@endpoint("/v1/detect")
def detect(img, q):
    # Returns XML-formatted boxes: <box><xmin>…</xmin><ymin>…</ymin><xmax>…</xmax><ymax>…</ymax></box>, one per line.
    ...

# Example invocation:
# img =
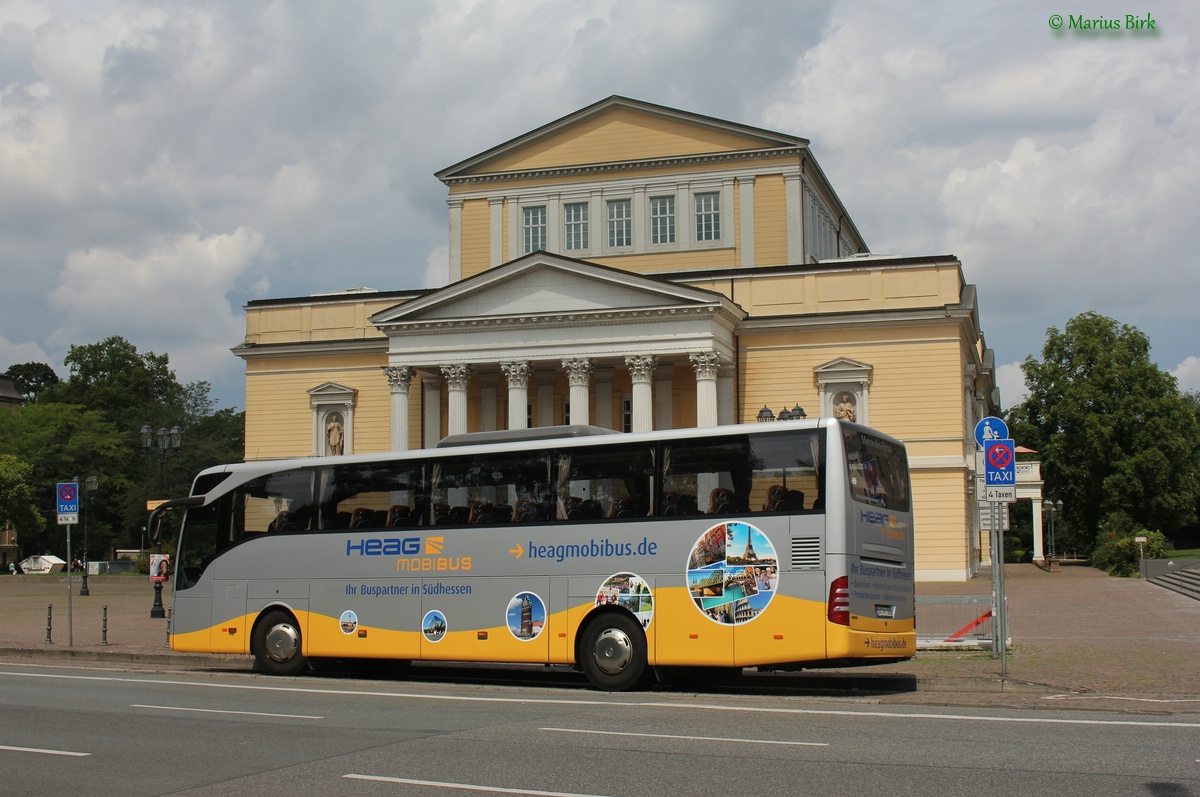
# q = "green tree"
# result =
<box><xmin>1006</xmin><ymin>313</ymin><xmax>1200</xmax><ymax>554</ymax></box>
<box><xmin>1</xmin><ymin>338</ymin><xmax>244</xmax><ymax>557</ymax></box>
<box><xmin>41</xmin><ymin>336</ymin><xmax>186</xmax><ymax>425</ymax></box>
<box><xmin>0</xmin><ymin>454</ymin><xmax>44</xmax><ymax>557</ymax></box>
<box><xmin>4</xmin><ymin>362</ymin><xmax>60</xmax><ymax>402</ymax></box>
<box><xmin>0</xmin><ymin>404</ymin><xmax>129</xmax><ymax>559</ymax></box>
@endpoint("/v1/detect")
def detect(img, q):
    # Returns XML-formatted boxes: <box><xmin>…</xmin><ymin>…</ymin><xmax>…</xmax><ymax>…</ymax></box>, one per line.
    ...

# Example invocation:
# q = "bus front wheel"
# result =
<box><xmin>580</xmin><ymin>613</ymin><xmax>648</xmax><ymax>691</ymax></box>
<box><xmin>252</xmin><ymin>610</ymin><xmax>307</xmax><ymax>676</ymax></box>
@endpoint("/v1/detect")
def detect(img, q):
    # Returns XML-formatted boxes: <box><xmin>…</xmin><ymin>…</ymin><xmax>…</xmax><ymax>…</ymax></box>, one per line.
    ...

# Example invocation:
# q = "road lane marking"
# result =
<box><xmin>344</xmin><ymin>774</ymin><xmax>615</xmax><ymax>796</ymax></box>
<box><xmin>0</xmin><ymin>744</ymin><xmax>89</xmax><ymax>757</ymax></box>
<box><xmin>541</xmin><ymin>727</ymin><xmax>827</xmax><ymax>746</ymax></box>
<box><xmin>4</xmin><ymin>670</ymin><xmax>1200</xmax><ymax>730</ymax></box>
<box><xmin>131</xmin><ymin>704</ymin><xmax>323</xmax><ymax>719</ymax></box>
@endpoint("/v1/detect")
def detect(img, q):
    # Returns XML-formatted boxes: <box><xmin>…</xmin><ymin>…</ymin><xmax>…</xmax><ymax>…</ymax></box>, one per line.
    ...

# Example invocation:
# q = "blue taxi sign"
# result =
<box><xmin>57</xmin><ymin>481</ymin><xmax>79</xmax><ymax>525</ymax></box>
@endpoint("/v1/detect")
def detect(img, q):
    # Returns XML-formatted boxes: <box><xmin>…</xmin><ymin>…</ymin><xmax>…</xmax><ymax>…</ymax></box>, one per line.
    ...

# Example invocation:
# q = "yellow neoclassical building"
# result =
<box><xmin>235</xmin><ymin>97</ymin><xmax>1000</xmax><ymax>581</ymax></box>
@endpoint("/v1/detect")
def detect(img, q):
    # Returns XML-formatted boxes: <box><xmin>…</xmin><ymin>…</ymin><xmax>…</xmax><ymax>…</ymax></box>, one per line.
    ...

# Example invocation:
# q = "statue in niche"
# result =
<box><xmin>326</xmin><ymin>412</ymin><xmax>345</xmax><ymax>456</ymax></box>
<box><xmin>835</xmin><ymin>393</ymin><xmax>856</xmax><ymax>423</ymax></box>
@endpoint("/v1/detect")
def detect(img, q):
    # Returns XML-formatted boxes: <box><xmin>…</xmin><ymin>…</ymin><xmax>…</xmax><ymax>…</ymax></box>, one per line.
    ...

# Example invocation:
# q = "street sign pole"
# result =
<box><xmin>68</xmin><ymin>524</ymin><xmax>73</xmax><ymax>647</ymax></box>
<box><xmin>975</xmin><ymin>418</ymin><xmax>1012</xmax><ymax>679</ymax></box>
<box><xmin>995</xmin><ymin>502</ymin><xmax>1006</xmax><ymax>678</ymax></box>
<box><xmin>56</xmin><ymin>482</ymin><xmax>79</xmax><ymax>648</ymax></box>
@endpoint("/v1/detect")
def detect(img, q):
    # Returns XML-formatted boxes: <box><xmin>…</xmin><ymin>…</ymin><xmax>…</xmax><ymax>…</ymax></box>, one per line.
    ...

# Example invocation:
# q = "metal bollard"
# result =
<box><xmin>102</xmin><ymin>604</ymin><xmax>108</xmax><ymax>646</ymax></box>
<box><xmin>165</xmin><ymin>606</ymin><xmax>172</xmax><ymax>648</ymax></box>
<box><xmin>46</xmin><ymin>604</ymin><xmax>52</xmax><ymax>644</ymax></box>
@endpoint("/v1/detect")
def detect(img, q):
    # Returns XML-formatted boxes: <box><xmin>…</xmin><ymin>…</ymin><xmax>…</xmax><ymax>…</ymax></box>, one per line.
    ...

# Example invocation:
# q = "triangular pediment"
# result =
<box><xmin>437</xmin><ymin>96</ymin><xmax>808</xmax><ymax>180</ymax></box>
<box><xmin>371</xmin><ymin>252</ymin><xmax>736</xmax><ymax>327</ymax></box>
<box><xmin>813</xmin><ymin>357</ymin><xmax>873</xmax><ymax>385</ymax></box>
<box><xmin>306</xmin><ymin>381</ymin><xmax>357</xmax><ymax>397</ymax></box>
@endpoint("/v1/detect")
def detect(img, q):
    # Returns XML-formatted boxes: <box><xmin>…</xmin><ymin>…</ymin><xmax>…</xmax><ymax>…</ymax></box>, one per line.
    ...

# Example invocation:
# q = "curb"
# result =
<box><xmin>0</xmin><ymin>646</ymin><xmax>251</xmax><ymax>669</ymax></box>
<box><xmin>0</xmin><ymin>645</ymin><xmax>1055</xmax><ymax>694</ymax></box>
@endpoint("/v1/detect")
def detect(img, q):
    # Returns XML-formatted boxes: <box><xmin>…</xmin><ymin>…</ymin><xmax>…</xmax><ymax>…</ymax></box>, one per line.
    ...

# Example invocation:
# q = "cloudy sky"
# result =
<box><xmin>2</xmin><ymin>0</ymin><xmax>1197</xmax><ymax>412</ymax></box>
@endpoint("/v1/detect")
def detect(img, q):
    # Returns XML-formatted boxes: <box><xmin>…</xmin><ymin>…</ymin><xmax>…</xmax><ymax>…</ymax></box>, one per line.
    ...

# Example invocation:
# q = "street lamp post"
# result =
<box><xmin>142</xmin><ymin>424</ymin><xmax>183</xmax><ymax>619</ymax></box>
<box><xmin>1042</xmin><ymin>498</ymin><xmax>1064</xmax><ymax>564</ymax></box>
<box><xmin>80</xmin><ymin>475</ymin><xmax>98</xmax><ymax>596</ymax></box>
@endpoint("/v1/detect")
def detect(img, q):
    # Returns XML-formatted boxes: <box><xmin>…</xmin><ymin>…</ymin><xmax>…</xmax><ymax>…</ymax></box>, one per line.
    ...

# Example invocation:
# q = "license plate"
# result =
<box><xmin>874</xmin><ymin>604</ymin><xmax>895</xmax><ymax>619</ymax></box>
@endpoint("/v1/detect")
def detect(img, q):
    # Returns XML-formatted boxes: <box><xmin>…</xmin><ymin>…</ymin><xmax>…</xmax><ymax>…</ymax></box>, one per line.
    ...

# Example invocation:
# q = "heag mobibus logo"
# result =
<box><xmin>344</xmin><ymin>535</ymin><xmax>471</xmax><ymax>572</ymax></box>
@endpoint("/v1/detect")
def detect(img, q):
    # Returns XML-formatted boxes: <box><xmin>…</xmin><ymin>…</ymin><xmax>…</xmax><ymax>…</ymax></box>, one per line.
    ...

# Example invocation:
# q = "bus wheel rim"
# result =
<box><xmin>593</xmin><ymin>627</ymin><xmax>632</xmax><ymax>674</ymax></box>
<box><xmin>265</xmin><ymin>623</ymin><xmax>300</xmax><ymax>663</ymax></box>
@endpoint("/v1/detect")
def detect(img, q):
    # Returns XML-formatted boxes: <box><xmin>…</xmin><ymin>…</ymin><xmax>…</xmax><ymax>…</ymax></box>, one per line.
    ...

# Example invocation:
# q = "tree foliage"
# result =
<box><xmin>5</xmin><ymin>362</ymin><xmax>60</xmax><ymax>402</ymax></box>
<box><xmin>1006</xmin><ymin>313</ymin><xmax>1200</xmax><ymax>554</ymax></box>
<box><xmin>1</xmin><ymin>336</ymin><xmax>244</xmax><ymax>561</ymax></box>
<box><xmin>41</xmin><ymin>336</ymin><xmax>186</xmax><ymax>425</ymax></box>
<box><xmin>0</xmin><ymin>404</ymin><xmax>130</xmax><ymax>557</ymax></box>
<box><xmin>0</xmin><ymin>454</ymin><xmax>44</xmax><ymax>547</ymax></box>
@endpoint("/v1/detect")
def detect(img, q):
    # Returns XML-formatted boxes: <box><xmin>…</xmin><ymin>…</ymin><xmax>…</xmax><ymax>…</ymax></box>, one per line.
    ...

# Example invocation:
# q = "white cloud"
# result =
<box><xmin>46</xmin><ymin>227</ymin><xmax>266</xmax><ymax>388</ymax></box>
<box><xmin>995</xmin><ymin>361</ymin><xmax>1029</xmax><ymax>411</ymax></box>
<box><xmin>1173</xmin><ymin>357</ymin><xmax>1200</xmax><ymax>395</ymax></box>
<box><xmin>2</xmin><ymin>0</ymin><xmax>1200</xmax><ymax>412</ymax></box>
<box><xmin>0</xmin><ymin>337</ymin><xmax>54</xmax><ymax>374</ymax></box>
<box><xmin>424</xmin><ymin>245</ymin><xmax>449</xmax><ymax>290</ymax></box>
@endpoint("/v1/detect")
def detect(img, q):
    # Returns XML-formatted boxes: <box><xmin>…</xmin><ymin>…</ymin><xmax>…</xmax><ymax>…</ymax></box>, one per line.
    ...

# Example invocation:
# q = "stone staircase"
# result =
<box><xmin>1147</xmin><ymin>559</ymin><xmax>1200</xmax><ymax>602</ymax></box>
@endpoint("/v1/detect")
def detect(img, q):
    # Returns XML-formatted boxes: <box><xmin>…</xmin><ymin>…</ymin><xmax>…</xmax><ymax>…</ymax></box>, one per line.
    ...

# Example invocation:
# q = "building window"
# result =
<box><xmin>650</xmin><ymin>196</ymin><xmax>675</xmax><ymax>244</ymax></box>
<box><xmin>607</xmin><ymin>199</ymin><xmax>632</xmax><ymax>248</ymax></box>
<box><xmin>695</xmin><ymin>192</ymin><xmax>720</xmax><ymax>242</ymax></box>
<box><xmin>523</xmin><ymin>206</ymin><xmax>546</xmax><ymax>253</ymax></box>
<box><xmin>564</xmin><ymin>202</ymin><xmax>589</xmax><ymax>251</ymax></box>
<box><xmin>621</xmin><ymin>398</ymin><xmax>632</xmax><ymax>434</ymax></box>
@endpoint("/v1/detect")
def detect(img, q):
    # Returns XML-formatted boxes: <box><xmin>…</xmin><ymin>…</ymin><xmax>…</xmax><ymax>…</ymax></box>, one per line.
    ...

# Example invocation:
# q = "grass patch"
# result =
<box><xmin>1165</xmin><ymin>548</ymin><xmax>1200</xmax><ymax>558</ymax></box>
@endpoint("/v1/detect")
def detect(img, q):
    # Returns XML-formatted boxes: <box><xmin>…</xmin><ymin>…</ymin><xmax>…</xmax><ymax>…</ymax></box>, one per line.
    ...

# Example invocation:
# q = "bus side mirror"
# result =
<box><xmin>146</xmin><ymin>496</ymin><xmax>205</xmax><ymax>544</ymax></box>
<box><xmin>148</xmin><ymin>515</ymin><xmax>164</xmax><ymax>545</ymax></box>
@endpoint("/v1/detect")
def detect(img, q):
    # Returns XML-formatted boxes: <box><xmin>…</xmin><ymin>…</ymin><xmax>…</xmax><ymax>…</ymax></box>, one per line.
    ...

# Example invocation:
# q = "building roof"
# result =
<box><xmin>0</xmin><ymin>374</ymin><xmax>22</xmax><ymax>407</ymax></box>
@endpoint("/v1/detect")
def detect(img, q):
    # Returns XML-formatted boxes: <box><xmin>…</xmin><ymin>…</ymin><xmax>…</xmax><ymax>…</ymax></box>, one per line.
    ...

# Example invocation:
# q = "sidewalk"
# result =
<box><xmin>2</xmin><ymin>567</ymin><xmax>1199</xmax><ymax>706</ymax></box>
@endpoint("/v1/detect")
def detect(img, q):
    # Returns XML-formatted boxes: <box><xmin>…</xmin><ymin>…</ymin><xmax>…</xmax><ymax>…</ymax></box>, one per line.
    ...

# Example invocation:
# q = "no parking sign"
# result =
<box><xmin>56</xmin><ymin>482</ymin><xmax>79</xmax><ymax>525</ymax></box>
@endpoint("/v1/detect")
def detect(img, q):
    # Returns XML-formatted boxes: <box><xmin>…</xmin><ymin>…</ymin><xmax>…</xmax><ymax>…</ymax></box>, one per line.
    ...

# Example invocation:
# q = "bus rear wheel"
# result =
<box><xmin>580</xmin><ymin>613</ymin><xmax>648</xmax><ymax>691</ymax></box>
<box><xmin>253</xmin><ymin>610</ymin><xmax>307</xmax><ymax>676</ymax></box>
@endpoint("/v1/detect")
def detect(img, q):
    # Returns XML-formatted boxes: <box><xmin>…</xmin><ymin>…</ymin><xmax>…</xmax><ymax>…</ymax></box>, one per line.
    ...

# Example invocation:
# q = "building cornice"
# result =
<box><xmin>441</xmin><ymin>146</ymin><xmax>803</xmax><ymax>188</ymax></box>
<box><xmin>374</xmin><ymin>303</ymin><xmax>742</xmax><ymax>337</ymax></box>
<box><xmin>232</xmin><ymin>338</ymin><xmax>388</xmax><ymax>361</ymax></box>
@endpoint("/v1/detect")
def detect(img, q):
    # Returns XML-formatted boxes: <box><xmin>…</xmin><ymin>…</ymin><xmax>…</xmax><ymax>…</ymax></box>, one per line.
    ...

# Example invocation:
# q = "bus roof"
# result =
<box><xmin>437</xmin><ymin>425</ymin><xmax>621</xmax><ymax>447</ymax></box>
<box><xmin>186</xmin><ymin>418</ymin><xmax>904</xmax><ymax>501</ymax></box>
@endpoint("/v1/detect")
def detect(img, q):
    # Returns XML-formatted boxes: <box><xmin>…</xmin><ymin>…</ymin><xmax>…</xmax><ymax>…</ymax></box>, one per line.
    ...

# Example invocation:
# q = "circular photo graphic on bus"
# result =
<box><xmin>686</xmin><ymin>522</ymin><xmax>778</xmax><ymax>626</ymax></box>
<box><xmin>596</xmin><ymin>572</ymin><xmax>654</xmax><ymax>630</ymax></box>
<box><xmin>506</xmin><ymin>591</ymin><xmax>546</xmax><ymax>641</ymax></box>
<box><xmin>339</xmin><ymin>610</ymin><xmax>358</xmax><ymax>635</ymax></box>
<box><xmin>422</xmin><ymin>610</ymin><xmax>447</xmax><ymax>643</ymax></box>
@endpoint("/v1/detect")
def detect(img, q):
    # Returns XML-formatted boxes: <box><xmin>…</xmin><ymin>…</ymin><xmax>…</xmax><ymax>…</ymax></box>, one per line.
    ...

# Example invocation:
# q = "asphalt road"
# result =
<box><xmin>2</xmin><ymin>660</ymin><xmax>1198</xmax><ymax>797</ymax></box>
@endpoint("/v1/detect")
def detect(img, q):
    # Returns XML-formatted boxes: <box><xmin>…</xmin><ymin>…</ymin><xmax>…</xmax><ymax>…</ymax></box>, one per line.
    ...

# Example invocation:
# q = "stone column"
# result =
<box><xmin>690</xmin><ymin>352</ymin><xmax>721</xmax><ymax>428</ymax></box>
<box><xmin>1031</xmin><ymin>497</ymin><xmax>1045</xmax><ymax>565</ymax></box>
<box><xmin>625</xmin><ymin>355</ymin><xmax>656</xmax><ymax>433</ymax></box>
<box><xmin>501</xmin><ymin>362</ymin><xmax>530</xmax><ymax>430</ymax></box>
<box><xmin>383</xmin><ymin>365</ymin><xmax>413</xmax><ymax>451</ymax></box>
<box><xmin>563</xmin><ymin>358</ymin><xmax>592</xmax><ymax>426</ymax></box>
<box><xmin>441</xmin><ymin>364</ymin><xmax>471</xmax><ymax>437</ymax></box>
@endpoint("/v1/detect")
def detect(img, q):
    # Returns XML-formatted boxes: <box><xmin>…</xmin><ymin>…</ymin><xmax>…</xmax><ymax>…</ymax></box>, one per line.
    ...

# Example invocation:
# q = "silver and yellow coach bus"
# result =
<box><xmin>154</xmin><ymin>419</ymin><xmax>914</xmax><ymax>690</ymax></box>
